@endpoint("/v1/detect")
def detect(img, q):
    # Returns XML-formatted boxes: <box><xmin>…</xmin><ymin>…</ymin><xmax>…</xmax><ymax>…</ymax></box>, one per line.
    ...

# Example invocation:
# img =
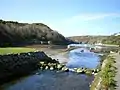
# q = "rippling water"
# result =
<box><xmin>1</xmin><ymin>48</ymin><xmax>100</xmax><ymax>90</ymax></box>
<box><xmin>66</xmin><ymin>48</ymin><xmax>100</xmax><ymax>69</ymax></box>
<box><xmin>1</xmin><ymin>71</ymin><xmax>93</xmax><ymax>90</ymax></box>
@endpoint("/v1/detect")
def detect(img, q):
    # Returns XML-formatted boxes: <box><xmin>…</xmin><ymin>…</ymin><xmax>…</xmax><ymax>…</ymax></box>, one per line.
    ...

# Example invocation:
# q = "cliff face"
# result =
<box><xmin>0</xmin><ymin>19</ymin><xmax>69</xmax><ymax>46</ymax></box>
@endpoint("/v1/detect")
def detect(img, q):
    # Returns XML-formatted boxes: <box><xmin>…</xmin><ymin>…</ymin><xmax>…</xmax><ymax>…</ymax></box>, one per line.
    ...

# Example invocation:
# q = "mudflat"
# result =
<box><xmin>25</xmin><ymin>45</ymin><xmax>69</xmax><ymax>63</ymax></box>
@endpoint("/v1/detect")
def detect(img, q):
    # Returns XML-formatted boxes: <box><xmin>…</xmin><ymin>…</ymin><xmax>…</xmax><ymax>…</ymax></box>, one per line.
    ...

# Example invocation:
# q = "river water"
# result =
<box><xmin>0</xmin><ymin>48</ymin><xmax>100</xmax><ymax>90</ymax></box>
<box><xmin>66</xmin><ymin>48</ymin><xmax>100</xmax><ymax>69</ymax></box>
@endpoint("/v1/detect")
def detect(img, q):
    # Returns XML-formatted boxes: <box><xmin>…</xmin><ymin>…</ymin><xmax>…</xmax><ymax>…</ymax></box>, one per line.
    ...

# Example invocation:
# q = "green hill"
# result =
<box><xmin>0</xmin><ymin>19</ymin><xmax>70</xmax><ymax>47</ymax></box>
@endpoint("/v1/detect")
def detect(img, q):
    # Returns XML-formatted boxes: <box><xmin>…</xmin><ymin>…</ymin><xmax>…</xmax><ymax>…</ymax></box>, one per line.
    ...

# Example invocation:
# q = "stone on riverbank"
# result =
<box><xmin>76</xmin><ymin>68</ymin><xmax>84</xmax><ymax>73</ymax></box>
<box><xmin>0</xmin><ymin>51</ymin><xmax>59</xmax><ymax>84</ymax></box>
<box><xmin>85</xmin><ymin>70</ymin><xmax>93</xmax><ymax>76</ymax></box>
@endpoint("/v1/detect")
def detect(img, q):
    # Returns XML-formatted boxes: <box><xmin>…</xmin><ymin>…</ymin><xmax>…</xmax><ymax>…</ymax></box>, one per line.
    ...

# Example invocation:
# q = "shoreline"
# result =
<box><xmin>25</xmin><ymin>45</ymin><xmax>70</xmax><ymax>64</ymax></box>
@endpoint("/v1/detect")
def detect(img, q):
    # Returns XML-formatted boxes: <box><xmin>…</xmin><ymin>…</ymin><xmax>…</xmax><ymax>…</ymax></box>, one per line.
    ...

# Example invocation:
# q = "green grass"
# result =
<box><xmin>0</xmin><ymin>47</ymin><xmax>36</xmax><ymax>55</ymax></box>
<box><xmin>100</xmin><ymin>56</ymin><xmax>117</xmax><ymax>90</ymax></box>
<box><xmin>90</xmin><ymin>55</ymin><xmax>117</xmax><ymax>90</ymax></box>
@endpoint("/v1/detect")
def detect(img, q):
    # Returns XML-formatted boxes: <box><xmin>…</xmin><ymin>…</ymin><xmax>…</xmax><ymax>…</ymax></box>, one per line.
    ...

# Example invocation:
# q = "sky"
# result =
<box><xmin>0</xmin><ymin>0</ymin><xmax>120</xmax><ymax>37</ymax></box>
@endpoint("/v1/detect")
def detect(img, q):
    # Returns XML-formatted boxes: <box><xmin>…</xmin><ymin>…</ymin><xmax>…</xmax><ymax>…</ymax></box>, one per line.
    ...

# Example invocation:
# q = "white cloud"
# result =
<box><xmin>63</xmin><ymin>13</ymin><xmax>120</xmax><ymax>24</ymax></box>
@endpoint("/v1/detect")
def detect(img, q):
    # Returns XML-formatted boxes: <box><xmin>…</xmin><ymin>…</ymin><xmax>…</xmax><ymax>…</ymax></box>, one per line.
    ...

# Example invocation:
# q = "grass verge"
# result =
<box><xmin>90</xmin><ymin>54</ymin><xmax>117</xmax><ymax>90</ymax></box>
<box><xmin>101</xmin><ymin>55</ymin><xmax>117</xmax><ymax>90</ymax></box>
<box><xmin>0</xmin><ymin>47</ymin><xmax>36</xmax><ymax>55</ymax></box>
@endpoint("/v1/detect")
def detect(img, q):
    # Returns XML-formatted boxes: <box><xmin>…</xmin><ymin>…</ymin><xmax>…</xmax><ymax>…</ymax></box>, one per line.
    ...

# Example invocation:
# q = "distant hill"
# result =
<box><xmin>68</xmin><ymin>36</ymin><xmax>108</xmax><ymax>44</ymax></box>
<box><xmin>68</xmin><ymin>33</ymin><xmax>120</xmax><ymax>46</ymax></box>
<box><xmin>0</xmin><ymin>19</ymin><xmax>71</xmax><ymax>47</ymax></box>
<box><xmin>102</xmin><ymin>33</ymin><xmax>120</xmax><ymax>46</ymax></box>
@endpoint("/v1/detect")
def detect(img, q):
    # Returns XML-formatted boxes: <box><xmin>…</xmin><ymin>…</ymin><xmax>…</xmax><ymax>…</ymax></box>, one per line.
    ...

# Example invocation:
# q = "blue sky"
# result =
<box><xmin>0</xmin><ymin>0</ymin><xmax>120</xmax><ymax>36</ymax></box>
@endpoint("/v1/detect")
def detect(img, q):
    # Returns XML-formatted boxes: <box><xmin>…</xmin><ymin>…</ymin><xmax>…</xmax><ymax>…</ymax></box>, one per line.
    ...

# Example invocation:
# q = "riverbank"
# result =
<box><xmin>90</xmin><ymin>53</ymin><xmax>117</xmax><ymax>90</ymax></box>
<box><xmin>0</xmin><ymin>47</ymin><xmax>60</xmax><ymax>84</ymax></box>
<box><xmin>25</xmin><ymin>45</ymin><xmax>70</xmax><ymax>63</ymax></box>
<box><xmin>114</xmin><ymin>53</ymin><xmax>120</xmax><ymax>90</ymax></box>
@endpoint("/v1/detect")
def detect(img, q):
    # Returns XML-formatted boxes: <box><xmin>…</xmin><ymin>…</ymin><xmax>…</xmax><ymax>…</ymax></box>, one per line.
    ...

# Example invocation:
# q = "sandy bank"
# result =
<box><xmin>26</xmin><ymin>45</ymin><xmax>70</xmax><ymax>64</ymax></box>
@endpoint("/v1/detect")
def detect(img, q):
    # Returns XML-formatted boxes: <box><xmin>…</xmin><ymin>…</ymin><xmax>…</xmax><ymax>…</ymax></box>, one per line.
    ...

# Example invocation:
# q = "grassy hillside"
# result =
<box><xmin>68</xmin><ymin>36</ymin><xmax>108</xmax><ymax>44</ymax></box>
<box><xmin>102</xmin><ymin>34</ymin><xmax>120</xmax><ymax>46</ymax></box>
<box><xmin>0</xmin><ymin>19</ymin><xmax>71</xmax><ymax>47</ymax></box>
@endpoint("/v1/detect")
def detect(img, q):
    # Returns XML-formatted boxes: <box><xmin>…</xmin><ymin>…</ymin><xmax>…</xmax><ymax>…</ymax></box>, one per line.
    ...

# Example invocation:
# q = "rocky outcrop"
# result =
<box><xmin>0</xmin><ymin>51</ymin><xmax>58</xmax><ymax>84</ymax></box>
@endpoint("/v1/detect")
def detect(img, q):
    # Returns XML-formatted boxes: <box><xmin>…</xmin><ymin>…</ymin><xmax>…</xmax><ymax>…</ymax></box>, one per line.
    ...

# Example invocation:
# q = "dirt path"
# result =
<box><xmin>115</xmin><ymin>53</ymin><xmax>120</xmax><ymax>90</ymax></box>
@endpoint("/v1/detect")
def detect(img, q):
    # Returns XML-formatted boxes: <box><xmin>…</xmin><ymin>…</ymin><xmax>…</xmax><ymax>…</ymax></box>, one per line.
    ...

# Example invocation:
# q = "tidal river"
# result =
<box><xmin>0</xmin><ymin>48</ymin><xmax>100</xmax><ymax>90</ymax></box>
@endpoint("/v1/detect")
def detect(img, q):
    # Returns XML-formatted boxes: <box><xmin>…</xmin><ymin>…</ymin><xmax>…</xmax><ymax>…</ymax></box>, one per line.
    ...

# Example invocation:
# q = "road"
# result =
<box><xmin>115</xmin><ymin>53</ymin><xmax>120</xmax><ymax>90</ymax></box>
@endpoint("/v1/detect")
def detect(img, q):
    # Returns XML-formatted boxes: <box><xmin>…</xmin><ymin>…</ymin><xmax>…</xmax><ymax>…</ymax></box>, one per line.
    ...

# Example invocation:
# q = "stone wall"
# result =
<box><xmin>0</xmin><ymin>51</ymin><xmax>57</xmax><ymax>84</ymax></box>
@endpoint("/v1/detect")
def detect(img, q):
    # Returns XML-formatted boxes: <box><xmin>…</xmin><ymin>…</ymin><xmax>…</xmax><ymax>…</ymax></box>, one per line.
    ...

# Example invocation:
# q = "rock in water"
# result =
<box><xmin>45</xmin><ymin>66</ymin><xmax>49</xmax><ymax>70</ymax></box>
<box><xmin>61</xmin><ymin>67</ymin><xmax>69</xmax><ymax>72</ymax></box>
<box><xmin>50</xmin><ymin>66</ymin><xmax>54</xmax><ymax>70</ymax></box>
<box><xmin>76</xmin><ymin>68</ymin><xmax>83</xmax><ymax>73</ymax></box>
